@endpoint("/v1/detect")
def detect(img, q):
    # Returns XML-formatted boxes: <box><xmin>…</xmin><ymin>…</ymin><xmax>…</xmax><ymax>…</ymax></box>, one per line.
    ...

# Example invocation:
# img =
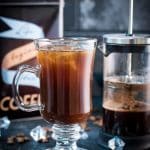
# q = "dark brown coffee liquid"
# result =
<box><xmin>103</xmin><ymin>76</ymin><xmax>150</xmax><ymax>137</ymax></box>
<box><xmin>37</xmin><ymin>47</ymin><xmax>95</xmax><ymax>124</ymax></box>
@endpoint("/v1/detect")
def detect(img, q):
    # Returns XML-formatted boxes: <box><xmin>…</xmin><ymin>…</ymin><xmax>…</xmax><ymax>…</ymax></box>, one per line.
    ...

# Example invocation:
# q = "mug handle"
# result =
<box><xmin>12</xmin><ymin>65</ymin><xmax>43</xmax><ymax>112</ymax></box>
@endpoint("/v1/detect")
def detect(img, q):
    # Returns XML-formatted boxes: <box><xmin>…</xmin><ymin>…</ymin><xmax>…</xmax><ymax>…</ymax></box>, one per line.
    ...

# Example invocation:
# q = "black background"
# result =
<box><xmin>64</xmin><ymin>0</ymin><xmax>150</xmax><ymax>34</ymax></box>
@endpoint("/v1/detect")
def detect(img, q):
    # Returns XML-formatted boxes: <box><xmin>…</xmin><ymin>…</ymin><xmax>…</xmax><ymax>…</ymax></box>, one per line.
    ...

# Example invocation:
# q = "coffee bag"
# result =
<box><xmin>0</xmin><ymin>0</ymin><xmax>64</xmax><ymax>119</ymax></box>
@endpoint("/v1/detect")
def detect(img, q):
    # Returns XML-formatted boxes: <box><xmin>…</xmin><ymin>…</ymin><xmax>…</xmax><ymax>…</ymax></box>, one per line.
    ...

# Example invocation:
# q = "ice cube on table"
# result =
<box><xmin>30</xmin><ymin>125</ymin><xmax>47</xmax><ymax>142</ymax></box>
<box><xmin>108</xmin><ymin>136</ymin><xmax>125</xmax><ymax>150</ymax></box>
<box><xmin>80</xmin><ymin>132</ymin><xmax>88</xmax><ymax>140</ymax></box>
<box><xmin>0</xmin><ymin>117</ymin><xmax>10</xmax><ymax>129</ymax></box>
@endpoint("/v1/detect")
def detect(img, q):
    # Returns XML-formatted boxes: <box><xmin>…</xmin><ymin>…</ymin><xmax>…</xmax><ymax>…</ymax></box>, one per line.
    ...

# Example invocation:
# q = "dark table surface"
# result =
<box><xmin>0</xmin><ymin>117</ymin><xmax>105</xmax><ymax>150</ymax></box>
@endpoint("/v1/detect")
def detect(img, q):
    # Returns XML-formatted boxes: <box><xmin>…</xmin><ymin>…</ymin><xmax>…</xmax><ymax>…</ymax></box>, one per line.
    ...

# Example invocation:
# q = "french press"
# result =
<box><xmin>99</xmin><ymin>0</ymin><xmax>150</xmax><ymax>149</ymax></box>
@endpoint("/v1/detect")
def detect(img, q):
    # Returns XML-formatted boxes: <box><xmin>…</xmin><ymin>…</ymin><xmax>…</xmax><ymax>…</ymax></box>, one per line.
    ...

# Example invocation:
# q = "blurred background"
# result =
<box><xmin>64</xmin><ymin>0</ymin><xmax>150</xmax><ymax>35</ymax></box>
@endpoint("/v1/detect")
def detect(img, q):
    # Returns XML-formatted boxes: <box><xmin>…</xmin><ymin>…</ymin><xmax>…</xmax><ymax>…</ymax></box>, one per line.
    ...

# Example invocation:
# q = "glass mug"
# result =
<box><xmin>12</xmin><ymin>38</ymin><xmax>97</xmax><ymax>150</ymax></box>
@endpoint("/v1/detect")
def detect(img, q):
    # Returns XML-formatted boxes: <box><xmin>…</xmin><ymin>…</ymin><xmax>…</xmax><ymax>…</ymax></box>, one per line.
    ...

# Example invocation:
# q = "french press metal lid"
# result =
<box><xmin>103</xmin><ymin>34</ymin><xmax>150</xmax><ymax>45</ymax></box>
<box><xmin>102</xmin><ymin>34</ymin><xmax>150</xmax><ymax>56</ymax></box>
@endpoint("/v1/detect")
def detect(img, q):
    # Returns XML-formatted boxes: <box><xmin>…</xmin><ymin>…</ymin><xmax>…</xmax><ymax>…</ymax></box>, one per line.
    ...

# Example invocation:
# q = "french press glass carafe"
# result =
<box><xmin>99</xmin><ymin>33</ymin><xmax>150</xmax><ymax>149</ymax></box>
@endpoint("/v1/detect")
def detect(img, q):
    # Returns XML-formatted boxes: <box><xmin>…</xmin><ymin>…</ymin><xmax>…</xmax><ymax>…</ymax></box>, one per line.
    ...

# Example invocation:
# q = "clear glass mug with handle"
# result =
<box><xmin>12</xmin><ymin>38</ymin><xmax>97</xmax><ymax>150</ymax></box>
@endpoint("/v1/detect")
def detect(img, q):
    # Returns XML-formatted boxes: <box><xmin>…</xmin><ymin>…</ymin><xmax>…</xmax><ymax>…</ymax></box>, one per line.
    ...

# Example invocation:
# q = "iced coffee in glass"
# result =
<box><xmin>12</xmin><ymin>38</ymin><xmax>97</xmax><ymax>150</ymax></box>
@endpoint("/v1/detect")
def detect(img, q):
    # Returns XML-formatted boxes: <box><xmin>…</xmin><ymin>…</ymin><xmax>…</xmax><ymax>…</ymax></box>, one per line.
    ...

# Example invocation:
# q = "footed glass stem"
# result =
<box><xmin>47</xmin><ymin>123</ymin><xmax>86</xmax><ymax>150</ymax></box>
